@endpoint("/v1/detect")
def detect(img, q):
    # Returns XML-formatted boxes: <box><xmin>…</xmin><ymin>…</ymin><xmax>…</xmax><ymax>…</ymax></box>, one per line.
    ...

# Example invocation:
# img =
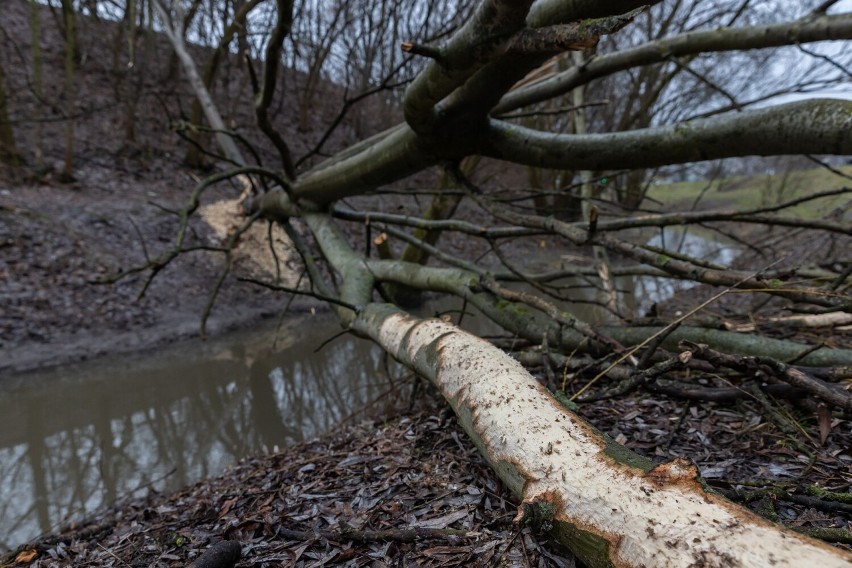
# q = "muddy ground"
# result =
<box><xmin>0</xmin><ymin>157</ymin><xmax>317</xmax><ymax>375</ymax></box>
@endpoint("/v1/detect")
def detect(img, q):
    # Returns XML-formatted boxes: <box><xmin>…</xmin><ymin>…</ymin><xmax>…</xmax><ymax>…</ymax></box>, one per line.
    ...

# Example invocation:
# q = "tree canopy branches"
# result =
<box><xmin>144</xmin><ymin>0</ymin><xmax>852</xmax><ymax>564</ymax></box>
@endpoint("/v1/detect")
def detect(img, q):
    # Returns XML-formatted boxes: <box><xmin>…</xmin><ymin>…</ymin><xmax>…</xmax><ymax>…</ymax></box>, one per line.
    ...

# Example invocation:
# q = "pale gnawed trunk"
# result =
<box><xmin>353</xmin><ymin>304</ymin><xmax>852</xmax><ymax>568</ymax></box>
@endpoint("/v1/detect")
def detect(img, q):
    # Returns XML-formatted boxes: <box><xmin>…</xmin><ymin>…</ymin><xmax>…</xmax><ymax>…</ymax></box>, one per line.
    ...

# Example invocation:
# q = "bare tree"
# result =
<box><xmin>145</xmin><ymin>0</ymin><xmax>852</xmax><ymax>564</ymax></box>
<box><xmin>181</xmin><ymin>0</ymin><xmax>258</xmax><ymax>167</ymax></box>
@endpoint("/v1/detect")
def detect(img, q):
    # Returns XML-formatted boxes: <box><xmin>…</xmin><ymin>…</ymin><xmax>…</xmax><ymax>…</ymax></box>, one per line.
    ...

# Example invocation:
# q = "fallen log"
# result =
<box><xmin>353</xmin><ymin>303</ymin><xmax>852</xmax><ymax>568</ymax></box>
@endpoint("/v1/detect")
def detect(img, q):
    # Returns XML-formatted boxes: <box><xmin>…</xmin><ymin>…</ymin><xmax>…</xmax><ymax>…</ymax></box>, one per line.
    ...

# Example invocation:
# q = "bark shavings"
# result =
<box><xmin>6</xmin><ymin>402</ymin><xmax>578</xmax><ymax>567</ymax></box>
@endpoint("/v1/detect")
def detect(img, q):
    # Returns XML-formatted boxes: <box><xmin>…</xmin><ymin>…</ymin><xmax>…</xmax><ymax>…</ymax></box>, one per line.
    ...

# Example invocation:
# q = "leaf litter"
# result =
<box><xmin>6</xmin><ymin>397</ymin><xmax>577</xmax><ymax>567</ymax></box>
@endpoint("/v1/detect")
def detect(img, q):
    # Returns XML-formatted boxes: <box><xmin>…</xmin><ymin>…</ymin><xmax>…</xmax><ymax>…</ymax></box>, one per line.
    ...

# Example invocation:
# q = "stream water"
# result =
<box><xmin>635</xmin><ymin>227</ymin><xmax>740</xmax><ymax>311</ymax></box>
<box><xmin>0</xmin><ymin>228</ymin><xmax>739</xmax><ymax>550</ymax></box>
<box><xmin>0</xmin><ymin>315</ymin><xmax>397</xmax><ymax>550</ymax></box>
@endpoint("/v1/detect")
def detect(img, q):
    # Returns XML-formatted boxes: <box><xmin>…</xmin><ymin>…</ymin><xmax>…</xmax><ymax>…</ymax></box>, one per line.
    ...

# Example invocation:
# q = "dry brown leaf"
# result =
<box><xmin>15</xmin><ymin>549</ymin><xmax>37</xmax><ymax>564</ymax></box>
<box><xmin>218</xmin><ymin>497</ymin><xmax>238</xmax><ymax>519</ymax></box>
<box><xmin>817</xmin><ymin>404</ymin><xmax>833</xmax><ymax>446</ymax></box>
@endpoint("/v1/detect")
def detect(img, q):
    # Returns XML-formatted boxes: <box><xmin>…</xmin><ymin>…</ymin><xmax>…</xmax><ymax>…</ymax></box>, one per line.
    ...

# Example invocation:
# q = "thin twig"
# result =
<box><xmin>570</xmin><ymin>261</ymin><xmax>782</xmax><ymax>401</ymax></box>
<box><xmin>238</xmin><ymin>277</ymin><xmax>358</xmax><ymax>311</ymax></box>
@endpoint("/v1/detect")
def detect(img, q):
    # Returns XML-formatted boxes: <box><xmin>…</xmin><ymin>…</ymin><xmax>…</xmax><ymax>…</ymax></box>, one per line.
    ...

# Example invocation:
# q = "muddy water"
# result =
<box><xmin>0</xmin><ymin>314</ymin><xmax>399</xmax><ymax>550</ymax></box>
<box><xmin>0</xmin><ymin>229</ymin><xmax>738</xmax><ymax>550</ymax></box>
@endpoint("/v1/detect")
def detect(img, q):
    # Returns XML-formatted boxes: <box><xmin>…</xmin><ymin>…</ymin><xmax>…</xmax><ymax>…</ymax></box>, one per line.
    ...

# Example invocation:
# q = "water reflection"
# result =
<box><xmin>635</xmin><ymin>227</ymin><xmax>740</xmax><ymax>312</ymax></box>
<box><xmin>0</xmin><ymin>315</ymin><xmax>397</xmax><ymax>550</ymax></box>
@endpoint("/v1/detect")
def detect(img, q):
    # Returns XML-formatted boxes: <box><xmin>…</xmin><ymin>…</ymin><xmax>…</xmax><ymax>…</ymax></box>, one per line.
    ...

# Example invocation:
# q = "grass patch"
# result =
<box><xmin>646</xmin><ymin>164</ymin><xmax>852</xmax><ymax>218</ymax></box>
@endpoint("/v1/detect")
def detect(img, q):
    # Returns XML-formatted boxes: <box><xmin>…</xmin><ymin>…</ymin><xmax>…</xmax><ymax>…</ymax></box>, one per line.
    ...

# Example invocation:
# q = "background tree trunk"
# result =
<box><xmin>29</xmin><ymin>0</ymin><xmax>44</xmax><ymax>168</ymax></box>
<box><xmin>59</xmin><ymin>0</ymin><xmax>77</xmax><ymax>181</ymax></box>
<box><xmin>0</xmin><ymin>59</ymin><xmax>23</xmax><ymax>167</ymax></box>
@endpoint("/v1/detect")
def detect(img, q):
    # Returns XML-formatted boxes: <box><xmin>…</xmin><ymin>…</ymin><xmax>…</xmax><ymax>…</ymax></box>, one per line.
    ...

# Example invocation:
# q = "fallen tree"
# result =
<box><xmin>354</xmin><ymin>304</ymin><xmax>851</xmax><ymax>567</ymax></box>
<box><xmin>146</xmin><ymin>0</ymin><xmax>852</xmax><ymax>565</ymax></box>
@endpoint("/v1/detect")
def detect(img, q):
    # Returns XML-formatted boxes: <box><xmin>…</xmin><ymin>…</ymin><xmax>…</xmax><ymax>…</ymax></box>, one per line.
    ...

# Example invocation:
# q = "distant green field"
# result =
<box><xmin>645</xmin><ymin>164</ymin><xmax>852</xmax><ymax>218</ymax></box>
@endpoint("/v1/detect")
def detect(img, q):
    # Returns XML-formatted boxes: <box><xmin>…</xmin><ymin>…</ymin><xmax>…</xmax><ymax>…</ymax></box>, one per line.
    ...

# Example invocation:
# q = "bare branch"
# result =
<box><xmin>255</xmin><ymin>0</ymin><xmax>296</xmax><ymax>179</ymax></box>
<box><xmin>483</xmin><ymin>99</ymin><xmax>852</xmax><ymax>172</ymax></box>
<box><xmin>400</xmin><ymin>41</ymin><xmax>442</xmax><ymax>60</ymax></box>
<box><xmin>496</xmin><ymin>13</ymin><xmax>852</xmax><ymax>114</ymax></box>
<box><xmin>507</xmin><ymin>6</ymin><xmax>647</xmax><ymax>55</ymax></box>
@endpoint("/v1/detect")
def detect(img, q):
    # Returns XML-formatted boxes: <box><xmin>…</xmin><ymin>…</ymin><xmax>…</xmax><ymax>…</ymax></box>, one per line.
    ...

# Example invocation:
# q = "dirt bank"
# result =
<box><xmin>0</xmin><ymin>0</ymin><xmax>357</xmax><ymax>376</ymax></box>
<box><xmin>0</xmin><ymin>159</ymin><xmax>319</xmax><ymax>375</ymax></box>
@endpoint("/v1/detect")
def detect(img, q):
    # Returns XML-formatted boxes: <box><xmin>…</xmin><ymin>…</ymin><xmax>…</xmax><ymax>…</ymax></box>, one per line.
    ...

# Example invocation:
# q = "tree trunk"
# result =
<box><xmin>152</xmin><ymin>0</ymin><xmax>245</xmax><ymax>168</ymax></box>
<box><xmin>59</xmin><ymin>0</ymin><xmax>76</xmax><ymax>181</ymax></box>
<box><xmin>572</xmin><ymin>49</ymin><xmax>619</xmax><ymax>317</ymax></box>
<box><xmin>183</xmin><ymin>0</ymin><xmax>260</xmax><ymax>167</ymax></box>
<box><xmin>352</xmin><ymin>304</ymin><xmax>852</xmax><ymax>568</ymax></box>
<box><xmin>0</xmin><ymin>59</ymin><xmax>23</xmax><ymax>166</ymax></box>
<box><xmin>29</xmin><ymin>0</ymin><xmax>44</xmax><ymax>167</ymax></box>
